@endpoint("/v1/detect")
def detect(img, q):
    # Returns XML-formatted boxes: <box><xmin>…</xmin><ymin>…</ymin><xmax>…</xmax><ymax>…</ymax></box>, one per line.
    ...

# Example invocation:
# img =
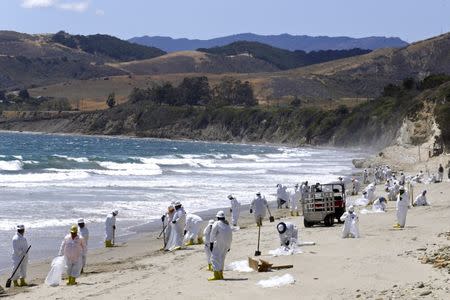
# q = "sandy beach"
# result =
<box><xmin>1</xmin><ymin>150</ymin><xmax>449</xmax><ymax>300</ymax></box>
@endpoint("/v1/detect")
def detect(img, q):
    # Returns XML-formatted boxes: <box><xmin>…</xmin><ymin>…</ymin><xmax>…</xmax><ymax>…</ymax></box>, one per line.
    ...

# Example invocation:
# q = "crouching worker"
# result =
<box><xmin>340</xmin><ymin>206</ymin><xmax>359</xmax><ymax>238</ymax></box>
<box><xmin>203</xmin><ymin>219</ymin><xmax>215</xmax><ymax>271</ymax></box>
<box><xmin>372</xmin><ymin>197</ymin><xmax>387</xmax><ymax>212</ymax></box>
<box><xmin>184</xmin><ymin>214</ymin><xmax>203</xmax><ymax>245</ymax></box>
<box><xmin>59</xmin><ymin>225</ymin><xmax>86</xmax><ymax>285</ymax></box>
<box><xmin>413</xmin><ymin>190</ymin><xmax>430</xmax><ymax>206</ymax></box>
<box><xmin>277</xmin><ymin>222</ymin><xmax>298</xmax><ymax>249</ymax></box>
<box><xmin>208</xmin><ymin>211</ymin><xmax>232</xmax><ymax>281</ymax></box>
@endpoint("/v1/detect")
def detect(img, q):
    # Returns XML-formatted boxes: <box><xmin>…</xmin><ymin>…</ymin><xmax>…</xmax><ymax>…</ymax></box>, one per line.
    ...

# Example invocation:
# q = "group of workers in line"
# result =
<box><xmin>10</xmin><ymin>218</ymin><xmax>90</xmax><ymax>287</ymax></box>
<box><xmin>9</xmin><ymin>163</ymin><xmax>444</xmax><ymax>286</ymax></box>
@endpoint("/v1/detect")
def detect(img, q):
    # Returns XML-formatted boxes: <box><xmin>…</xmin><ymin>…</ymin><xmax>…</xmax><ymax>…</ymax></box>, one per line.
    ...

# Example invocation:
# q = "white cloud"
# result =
<box><xmin>58</xmin><ymin>1</ymin><xmax>89</xmax><ymax>12</ymax></box>
<box><xmin>95</xmin><ymin>9</ymin><xmax>105</xmax><ymax>16</ymax></box>
<box><xmin>21</xmin><ymin>0</ymin><xmax>56</xmax><ymax>8</ymax></box>
<box><xmin>21</xmin><ymin>0</ymin><xmax>90</xmax><ymax>12</ymax></box>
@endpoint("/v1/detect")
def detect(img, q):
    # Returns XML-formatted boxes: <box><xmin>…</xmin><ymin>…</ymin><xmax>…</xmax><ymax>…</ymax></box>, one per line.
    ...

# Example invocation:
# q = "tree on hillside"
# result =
<box><xmin>18</xmin><ymin>89</ymin><xmax>30</xmax><ymax>100</ymax></box>
<box><xmin>106</xmin><ymin>92</ymin><xmax>116</xmax><ymax>108</ymax></box>
<box><xmin>212</xmin><ymin>78</ymin><xmax>257</xmax><ymax>107</ymax></box>
<box><xmin>177</xmin><ymin>76</ymin><xmax>211</xmax><ymax>105</ymax></box>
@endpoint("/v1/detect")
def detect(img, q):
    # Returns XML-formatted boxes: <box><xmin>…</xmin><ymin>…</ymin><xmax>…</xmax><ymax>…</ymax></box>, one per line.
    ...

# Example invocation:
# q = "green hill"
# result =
<box><xmin>51</xmin><ymin>31</ymin><xmax>166</xmax><ymax>62</ymax></box>
<box><xmin>198</xmin><ymin>41</ymin><xmax>371</xmax><ymax>70</ymax></box>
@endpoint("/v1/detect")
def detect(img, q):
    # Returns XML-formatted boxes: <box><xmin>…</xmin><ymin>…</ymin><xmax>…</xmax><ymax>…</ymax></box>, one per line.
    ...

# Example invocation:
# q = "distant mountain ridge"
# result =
<box><xmin>129</xmin><ymin>33</ymin><xmax>408</xmax><ymax>52</ymax></box>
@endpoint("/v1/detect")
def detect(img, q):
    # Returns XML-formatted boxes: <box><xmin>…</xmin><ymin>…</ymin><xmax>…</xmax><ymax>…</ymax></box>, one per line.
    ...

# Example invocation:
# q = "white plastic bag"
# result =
<box><xmin>45</xmin><ymin>256</ymin><xmax>66</xmax><ymax>287</ymax></box>
<box><xmin>225</xmin><ymin>260</ymin><xmax>254</xmax><ymax>273</ymax></box>
<box><xmin>257</xmin><ymin>274</ymin><xmax>296</xmax><ymax>288</ymax></box>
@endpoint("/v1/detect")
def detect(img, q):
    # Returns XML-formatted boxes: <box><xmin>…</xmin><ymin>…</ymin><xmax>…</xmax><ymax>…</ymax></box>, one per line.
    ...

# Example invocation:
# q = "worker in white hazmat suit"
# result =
<box><xmin>105</xmin><ymin>210</ymin><xmax>118</xmax><ymax>247</ymax></box>
<box><xmin>11</xmin><ymin>225</ymin><xmax>29</xmax><ymax>287</ymax></box>
<box><xmin>372</xmin><ymin>197</ymin><xmax>387</xmax><ymax>212</ymax></box>
<box><xmin>340</xmin><ymin>206</ymin><xmax>359</xmax><ymax>238</ymax></box>
<box><xmin>165</xmin><ymin>201</ymin><xmax>186</xmax><ymax>251</ymax></box>
<box><xmin>203</xmin><ymin>219</ymin><xmax>215</xmax><ymax>271</ymax></box>
<box><xmin>413</xmin><ymin>190</ymin><xmax>429</xmax><ymax>206</ymax></box>
<box><xmin>399</xmin><ymin>172</ymin><xmax>406</xmax><ymax>186</ymax></box>
<box><xmin>394</xmin><ymin>186</ymin><xmax>409</xmax><ymax>228</ymax></box>
<box><xmin>363</xmin><ymin>169</ymin><xmax>369</xmax><ymax>184</ymax></box>
<box><xmin>161</xmin><ymin>204</ymin><xmax>175</xmax><ymax>246</ymax></box>
<box><xmin>228</xmin><ymin>195</ymin><xmax>241</xmax><ymax>227</ymax></box>
<box><xmin>352</xmin><ymin>178</ymin><xmax>361</xmax><ymax>195</ymax></box>
<box><xmin>289</xmin><ymin>184</ymin><xmax>301</xmax><ymax>216</ymax></box>
<box><xmin>276</xmin><ymin>184</ymin><xmax>289</xmax><ymax>209</ymax></box>
<box><xmin>59</xmin><ymin>225</ymin><xmax>86</xmax><ymax>285</ymax></box>
<box><xmin>208</xmin><ymin>211</ymin><xmax>232</xmax><ymax>281</ymax></box>
<box><xmin>438</xmin><ymin>164</ymin><xmax>444</xmax><ymax>182</ymax></box>
<box><xmin>184</xmin><ymin>213</ymin><xmax>203</xmax><ymax>245</ymax></box>
<box><xmin>250</xmin><ymin>192</ymin><xmax>269</xmax><ymax>226</ymax></box>
<box><xmin>277</xmin><ymin>222</ymin><xmax>298</xmax><ymax>249</ymax></box>
<box><xmin>77</xmin><ymin>218</ymin><xmax>89</xmax><ymax>273</ymax></box>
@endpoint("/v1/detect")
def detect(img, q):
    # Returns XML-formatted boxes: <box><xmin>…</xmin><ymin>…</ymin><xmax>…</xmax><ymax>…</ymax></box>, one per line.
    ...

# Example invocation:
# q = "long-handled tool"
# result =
<box><xmin>112</xmin><ymin>227</ymin><xmax>115</xmax><ymax>246</ymax></box>
<box><xmin>6</xmin><ymin>245</ymin><xmax>31</xmax><ymax>288</ymax></box>
<box><xmin>157</xmin><ymin>224</ymin><xmax>168</xmax><ymax>239</ymax></box>
<box><xmin>267</xmin><ymin>206</ymin><xmax>275</xmax><ymax>223</ymax></box>
<box><xmin>162</xmin><ymin>219</ymin><xmax>167</xmax><ymax>249</ymax></box>
<box><xmin>255</xmin><ymin>222</ymin><xmax>261</xmax><ymax>256</ymax></box>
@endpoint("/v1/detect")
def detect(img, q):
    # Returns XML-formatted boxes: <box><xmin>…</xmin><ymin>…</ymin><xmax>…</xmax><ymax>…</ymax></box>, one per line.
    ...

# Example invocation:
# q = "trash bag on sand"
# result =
<box><xmin>268</xmin><ymin>246</ymin><xmax>302</xmax><ymax>257</ymax></box>
<box><xmin>225</xmin><ymin>260</ymin><xmax>254</xmax><ymax>273</ymax></box>
<box><xmin>45</xmin><ymin>256</ymin><xmax>66</xmax><ymax>287</ymax></box>
<box><xmin>257</xmin><ymin>274</ymin><xmax>296</xmax><ymax>288</ymax></box>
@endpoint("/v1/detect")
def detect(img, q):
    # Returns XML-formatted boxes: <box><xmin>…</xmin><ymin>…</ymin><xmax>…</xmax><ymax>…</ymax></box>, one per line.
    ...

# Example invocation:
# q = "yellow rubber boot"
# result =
<box><xmin>393</xmin><ymin>223</ymin><xmax>401</xmax><ymax>228</ymax></box>
<box><xmin>185</xmin><ymin>239</ymin><xmax>194</xmax><ymax>246</ymax></box>
<box><xmin>208</xmin><ymin>271</ymin><xmax>221</xmax><ymax>281</ymax></box>
<box><xmin>207</xmin><ymin>263</ymin><xmax>213</xmax><ymax>271</ymax></box>
<box><xmin>296</xmin><ymin>211</ymin><xmax>300</xmax><ymax>217</ymax></box>
<box><xmin>71</xmin><ymin>277</ymin><xmax>77</xmax><ymax>285</ymax></box>
<box><xmin>197</xmin><ymin>236</ymin><xmax>203</xmax><ymax>244</ymax></box>
<box><xmin>19</xmin><ymin>278</ymin><xmax>28</xmax><ymax>286</ymax></box>
<box><xmin>219</xmin><ymin>271</ymin><xmax>224</xmax><ymax>280</ymax></box>
<box><xmin>13</xmin><ymin>280</ymin><xmax>19</xmax><ymax>287</ymax></box>
<box><xmin>67</xmin><ymin>277</ymin><xmax>71</xmax><ymax>285</ymax></box>
<box><xmin>105</xmin><ymin>240</ymin><xmax>113</xmax><ymax>248</ymax></box>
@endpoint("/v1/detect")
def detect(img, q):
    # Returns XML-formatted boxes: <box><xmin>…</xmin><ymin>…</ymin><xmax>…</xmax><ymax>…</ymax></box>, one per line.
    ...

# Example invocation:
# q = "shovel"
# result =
<box><xmin>255</xmin><ymin>223</ymin><xmax>261</xmax><ymax>256</ymax></box>
<box><xmin>6</xmin><ymin>245</ymin><xmax>31</xmax><ymax>288</ymax></box>
<box><xmin>267</xmin><ymin>206</ymin><xmax>275</xmax><ymax>222</ymax></box>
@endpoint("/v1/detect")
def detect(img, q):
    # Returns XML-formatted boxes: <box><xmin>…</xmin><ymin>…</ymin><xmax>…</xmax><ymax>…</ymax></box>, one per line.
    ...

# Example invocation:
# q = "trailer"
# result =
<box><xmin>301</xmin><ymin>183</ymin><xmax>346</xmax><ymax>227</ymax></box>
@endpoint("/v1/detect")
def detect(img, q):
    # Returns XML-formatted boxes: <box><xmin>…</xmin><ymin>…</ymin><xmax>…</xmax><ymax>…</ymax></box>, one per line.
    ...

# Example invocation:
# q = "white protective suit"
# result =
<box><xmin>184</xmin><ymin>214</ymin><xmax>203</xmax><ymax>244</ymax></box>
<box><xmin>289</xmin><ymin>186</ymin><xmax>301</xmax><ymax>215</ymax></box>
<box><xmin>250</xmin><ymin>194</ymin><xmax>268</xmax><ymax>225</ymax></box>
<box><xmin>11</xmin><ymin>232</ymin><xmax>28</xmax><ymax>280</ymax></box>
<box><xmin>365</xmin><ymin>184</ymin><xmax>376</xmax><ymax>203</ymax></box>
<box><xmin>363</xmin><ymin>170</ymin><xmax>368</xmax><ymax>184</ymax></box>
<box><xmin>78</xmin><ymin>225</ymin><xmax>89</xmax><ymax>270</ymax></box>
<box><xmin>209</xmin><ymin>220</ymin><xmax>232</xmax><ymax>272</ymax></box>
<box><xmin>59</xmin><ymin>234</ymin><xmax>86</xmax><ymax>278</ymax></box>
<box><xmin>414</xmin><ymin>193</ymin><xmax>429</xmax><ymax>206</ymax></box>
<box><xmin>105</xmin><ymin>213</ymin><xmax>116</xmax><ymax>242</ymax></box>
<box><xmin>352</xmin><ymin>179</ymin><xmax>361</xmax><ymax>195</ymax></box>
<box><xmin>229</xmin><ymin>197</ymin><xmax>241</xmax><ymax>226</ymax></box>
<box><xmin>203</xmin><ymin>220</ymin><xmax>214</xmax><ymax>266</ymax></box>
<box><xmin>396</xmin><ymin>191</ymin><xmax>410</xmax><ymax>228</ymax></box>
<box><xmin>165</xmin><ymin>206</ymin><xmax>186</xmax><ymax>251</ymax></box>
<box><xmin>340</xmin><ymin>211</ymin><xmax>359</xmax><ymax>238</ymax></box>
<box><xmin>164</xmin><ymin>210</ymin><xmax>175</xmax><ymax>246</ymax></box>
<box><xmin>278</xmin><ymin>222</ymin><xmax>298</xmax><ymax>248</ymax></box>
<box><xmin>276</xmin><ymin>185</ymin><xmax>289</xmax><ymax>208</ymax></box>
<box><xmin>372</xmin><ymin>198</ymin><xmax>387</xmax><ymax>211</ymax></box>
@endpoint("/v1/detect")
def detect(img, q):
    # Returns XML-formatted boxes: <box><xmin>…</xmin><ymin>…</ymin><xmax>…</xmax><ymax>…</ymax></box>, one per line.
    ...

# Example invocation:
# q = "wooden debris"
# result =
<box><xmin>248</xmin><ymin>257</ymin><xmax>293</xmax><ymax>272</ymax></box>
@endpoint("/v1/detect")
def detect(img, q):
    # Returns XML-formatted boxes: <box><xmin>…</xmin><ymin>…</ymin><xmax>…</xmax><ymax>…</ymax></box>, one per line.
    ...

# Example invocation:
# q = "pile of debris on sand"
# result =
<box><xmin>419</xmin><ymin>245</ymin><xmax>450</xmax><ymax>273</ymax></box>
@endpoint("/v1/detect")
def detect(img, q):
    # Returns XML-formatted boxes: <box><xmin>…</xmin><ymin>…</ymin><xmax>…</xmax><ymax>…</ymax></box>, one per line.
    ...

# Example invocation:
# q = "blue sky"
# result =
<box><xmin>1</xmin><ymin>0</ymin><xmax>450</xmax><ymax>42</ymax></box>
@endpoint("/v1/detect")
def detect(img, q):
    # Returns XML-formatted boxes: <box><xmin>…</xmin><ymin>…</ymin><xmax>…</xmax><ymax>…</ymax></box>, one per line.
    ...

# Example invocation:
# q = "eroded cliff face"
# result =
<box><xmin>0</xmin><ymin>87</ymin><xmax>447</xmax><ymax>152</ymax></box>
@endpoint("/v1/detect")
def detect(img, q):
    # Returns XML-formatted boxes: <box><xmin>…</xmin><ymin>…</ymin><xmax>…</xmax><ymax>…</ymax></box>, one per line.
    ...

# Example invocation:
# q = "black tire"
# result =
<box><xmin>304</xmin><ymin>219</ymin><xmax>313</xmax><ymax>228</ymax></box>
<box><xmin>324</xmin><ymin>214</ymin><xmax>335</xmax><ymax>227</ymax></box>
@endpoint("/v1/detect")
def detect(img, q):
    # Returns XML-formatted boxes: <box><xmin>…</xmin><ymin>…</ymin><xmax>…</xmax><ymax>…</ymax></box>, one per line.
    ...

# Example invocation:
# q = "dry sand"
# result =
<box><xmin>1</xmin><ymin>149</ymin><xmax>449</xmax><ymax>300</ymax></box>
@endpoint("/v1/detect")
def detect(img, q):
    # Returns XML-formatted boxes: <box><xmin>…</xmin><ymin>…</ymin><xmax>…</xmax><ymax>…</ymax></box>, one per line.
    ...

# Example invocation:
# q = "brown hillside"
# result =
<box><xmin>107</xmin><ymin>51</ymin><xmax>279</xmax><ymax>75</ymax></box>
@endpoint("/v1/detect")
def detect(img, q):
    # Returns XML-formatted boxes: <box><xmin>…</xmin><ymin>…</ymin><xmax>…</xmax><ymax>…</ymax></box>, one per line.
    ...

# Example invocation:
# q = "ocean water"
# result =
<box><xmin>0</xmin><ymin>131</ymin><xmax>366</xmax><ymax>272</ymax></box>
